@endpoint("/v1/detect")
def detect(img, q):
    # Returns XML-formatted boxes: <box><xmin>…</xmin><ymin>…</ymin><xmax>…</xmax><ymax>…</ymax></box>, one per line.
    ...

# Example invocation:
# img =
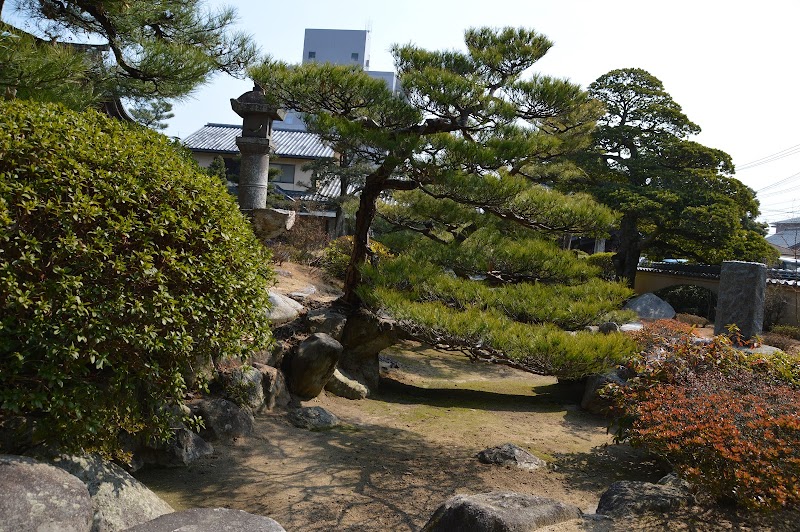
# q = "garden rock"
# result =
<box><xmin>267</xmin><ymin>291</ymin><xmax>305</xmax><ymax>325</ymax></box>
<box><xmin>619</xmin><ymin>322</ymin><xmax>644</xmax><ymax>332</ymax></box>
<box><xmin>50</xmin><ymin>454</ymin><xmax>173</xmax><ymax>532</ymax></box>
<box><xmin>288</xmin><ymin>285</ymin><xmax>317</xmax><ymax>302</ymax></box>
<box><xmin>126</xmin><ymin>507</ymin><xmax>286</xmax><ymax>531</ymax></box>
<box><xmin>306</xmin><ymin>308</ymin><xmax>348</xmax><ymax>341</ymax></box>
<box><xmin>0</xmin><ymin>454</ymin><xmax>93</xmax><ymax>532</ymax></box>
<box><xmin>581</xmin><ymin>370</ymin><xmax>627</xmax><ymax>415</ymax></box>
<box><xmin>147</xmin><ymin>428</ymin><xmax>214</xmax><ymax>467</ymax></box>
<box><xmin>251</xmin><ymin>207</ymin><xmax>296</xmax><ymax>241</ymax></box>
<box><xmin>476</xmin><ymin>443</ymin><xmax>547</xmax><ymax>471</ymax></box>
<box><xmin>285</xmin><ymin>333</ymin><xmax>342</xmax><ymax>399</ymax></box>
<box><xmin>422</xmin><ymin>491</ymin><xmax>582</xmax><ymax>531</ymax></box>
<box><xmin>596</xmin><ymin>480</ymin><xmax>694</xmax><ymax>517</ymax></box>
<box><xmin>224</xmin><ymin>366</ymin><xmax>265</xmax><ymax>411</ymax></box>
<box><xmin>339</xmin><ymin>310</ymin><xmax>399</xmax><ymax>390</ymax></box>
<box><xmin>624</xmin><ymin>293</ymin><xmax>675</xmax><ymax>320</ymax></box>
<box><xmin>288</xmin><ymin>406</ymin><xmax>340</xmax><ymax>430</ymax></box>
<box><xmin>598</xmin><ymin>321</ymin><xmax>620</xmax><ymax>334</ymax></box>
<box><xmin>325</xmin><ymin>368</ymin><xmax>369</xmax><ymax>399</ymax></box>
<box><xmin>189</xmin><ymin>397</ymin><xmax>254</xmax><ymax>441</ymax></box>
<box><xmin>252</xmin><ymin>363</ymin><xmax>291</xmax><ymax>410</ymax></box>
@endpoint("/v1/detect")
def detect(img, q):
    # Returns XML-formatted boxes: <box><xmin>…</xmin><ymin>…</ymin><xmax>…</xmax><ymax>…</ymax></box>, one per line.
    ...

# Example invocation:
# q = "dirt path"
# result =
<box><xmin>135</xmin><ymin>343</ymin><xmax>670</xmax><ymax>530</ymax></box>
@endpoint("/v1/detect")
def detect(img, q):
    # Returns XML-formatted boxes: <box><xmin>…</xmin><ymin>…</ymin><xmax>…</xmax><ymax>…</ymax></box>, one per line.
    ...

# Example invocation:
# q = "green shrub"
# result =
<box><xmin>322</xmin><ymin>235</ymin><xmax>392</xmax><ymax>280</ymax></box>
<box><xmin>770</xmin><ymin>324</ymin><xmax>800</xmax><ymax>340</ymax></box>
<box><xmin>584</xmin><ymin>252</ymin><xmax>616</xmax><ymax>281</ymax></box>
<box><xmin>653</xmin><ymin>284</ymin><xmax>717</xmax><ymax>320</ymax></box>
<box><xmin>0</xmin><ymin>100</ymin><xmax>274</xmax><ymax>459</ymax></box>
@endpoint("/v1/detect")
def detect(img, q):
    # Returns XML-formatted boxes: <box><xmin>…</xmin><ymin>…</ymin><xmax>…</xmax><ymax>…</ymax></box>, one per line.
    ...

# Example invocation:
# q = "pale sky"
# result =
<box><xmin>10</xmin><ymin>1</ymin><xmax>800</xmax><ymax>226</ymax></box>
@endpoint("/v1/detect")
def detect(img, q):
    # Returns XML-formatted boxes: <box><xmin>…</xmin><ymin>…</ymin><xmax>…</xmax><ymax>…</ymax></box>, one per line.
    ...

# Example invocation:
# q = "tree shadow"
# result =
<box><xmin>376</xmin><ymin>377</ymin><xmax>573</xmax><ymax>414</ymax></box>
<box><xmin>134</xmin><ymin>413</ymin><xmax>505</xmax><ymax>531</ymax></box>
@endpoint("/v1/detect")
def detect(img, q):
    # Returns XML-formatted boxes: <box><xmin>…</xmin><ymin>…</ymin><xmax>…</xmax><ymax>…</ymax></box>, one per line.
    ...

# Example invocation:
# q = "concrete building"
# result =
<box><xmin>302</xmin><ymin>28</ymin><xmax>370</xmax><ymax>68</ymax></box>
<box><xmin>274</xmin><ymin>28</ymin><xmax>400</xmax><ymax>131</ymax></box>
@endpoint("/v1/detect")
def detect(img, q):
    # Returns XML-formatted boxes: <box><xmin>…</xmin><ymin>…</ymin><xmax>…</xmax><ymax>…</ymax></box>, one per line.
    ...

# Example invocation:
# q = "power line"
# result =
<box><xmin>738</xmin><ymin>143</ymin><xmax>800</xmax><ymax>171</ymax></box>
<box><xmin>756</xmin><ymin>170</ymin><xmax>800</xmax><ymax>193</ymax></box>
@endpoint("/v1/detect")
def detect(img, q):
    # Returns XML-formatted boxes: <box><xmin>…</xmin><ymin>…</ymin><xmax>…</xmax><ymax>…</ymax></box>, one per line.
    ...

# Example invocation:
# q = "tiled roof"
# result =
<box><xmin>182</xmin><ymin>123</ymin><xmax>334</xmax><ymax>159</ymax></box>
<box><xmin>274</xmin><ymin>178</ymin><xmax>360</xmax><ymax>204</ymax></box>
<box><xmin>767</xmin><ymin>232</ymin><xmax>800</xmax><ymax>249</ymax></box>
<box><xmin>773</xmin><ymin>216</ymin><xmax>800</xmax><ymax>225</ymax></box>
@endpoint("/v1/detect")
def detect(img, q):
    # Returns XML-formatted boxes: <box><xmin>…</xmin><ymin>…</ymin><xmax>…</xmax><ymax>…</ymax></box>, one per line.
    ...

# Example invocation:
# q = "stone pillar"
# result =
<box><xmin>230</xmin><ymin>85</ymin><xmax>286</xmax><ymax>211</ymax></box>
<box><xmin>714</xmin><ymin>261</ymin><xmax>767</xmax><ymax>339</ymax></box>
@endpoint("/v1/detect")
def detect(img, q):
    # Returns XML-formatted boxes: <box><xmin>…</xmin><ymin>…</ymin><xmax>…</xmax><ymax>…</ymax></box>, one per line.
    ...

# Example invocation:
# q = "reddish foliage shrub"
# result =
<box><xmin>626</xmin><ymin>371</ymin><xmax>800</xmax><ymax>510</ymax></box>
<box><xmin>607</xmin><ymin>320</ymin><xmax>800</xmax><ymax>510</ymax></box>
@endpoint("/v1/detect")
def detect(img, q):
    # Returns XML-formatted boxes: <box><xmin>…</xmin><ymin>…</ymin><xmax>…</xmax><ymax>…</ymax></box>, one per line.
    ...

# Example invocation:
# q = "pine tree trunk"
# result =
<box><xmin>613</xmin><ymin>214</ymin><xmax>641</xmax><ymax>288</ymax></box>
<box><xmin>342</xmin><ymin>178</ymin><xmax>382</xmax><ymax>305</ymax></box>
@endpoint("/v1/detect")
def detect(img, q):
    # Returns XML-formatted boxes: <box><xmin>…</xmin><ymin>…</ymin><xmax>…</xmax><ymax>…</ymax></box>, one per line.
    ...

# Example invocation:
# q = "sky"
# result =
<box><xmin>8</xmin><ymin>1</ymin><xmax>800</xmax><ymax>227</ymax></box>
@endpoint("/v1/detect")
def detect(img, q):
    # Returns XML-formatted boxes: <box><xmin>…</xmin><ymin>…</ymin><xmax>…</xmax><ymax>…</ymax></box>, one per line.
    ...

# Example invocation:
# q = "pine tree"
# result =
<box><xmin>252</xmin><ymin>27</ymin><xmax>638</xmax><ymax>377</ymax></box>
<box><xmin>570</xmin><ymin>68</ymin><xmax>776</xmax><ymax>285</ymax></box>
<box><xmin>1</xmin><ymin>1</ymin><xmax>257</xmax><ymax>105</ymax></box>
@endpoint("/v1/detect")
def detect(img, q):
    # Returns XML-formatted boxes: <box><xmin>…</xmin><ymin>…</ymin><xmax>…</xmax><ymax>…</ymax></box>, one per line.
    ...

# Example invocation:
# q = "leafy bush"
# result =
<box><xmin>769</xmin><ymin>324</ymin><xmax>800</xmax><ymax>340</ymax></box>
<box><xmin>606</xmin><ymin>321</ymin><xmax>800</xmax><ymax>509</ymax></box>
<box><xmin>0</xmin><ymin>100</ymin><xmax>274</xmax><ymax>459</ymax></box>
<box><xmin>322</xmin><ymin>235</ymin><xmax>392</xmax><ymax>280</ymax></box>
<box><xmin>584</xmin><ymin>252</ymin><xmax>616</xmax><ymax>281</ymax></box>
<box><xmin>653</xmin><ymin>284</ymin><xmax>717</xmax><ymax>320</ymax></box>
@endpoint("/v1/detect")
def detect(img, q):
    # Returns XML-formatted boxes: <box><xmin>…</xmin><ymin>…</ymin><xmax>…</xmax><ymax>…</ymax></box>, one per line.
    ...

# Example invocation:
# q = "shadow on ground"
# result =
<box><xmin>135</xmin><ymin>413</ymin><xmax>502</xmax><ymax>531</ymax></box>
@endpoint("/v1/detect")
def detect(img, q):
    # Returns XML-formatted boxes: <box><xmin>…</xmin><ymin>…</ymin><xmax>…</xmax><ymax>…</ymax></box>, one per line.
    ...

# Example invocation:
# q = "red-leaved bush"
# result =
<box><xmin>606</xmin><ymin>320</ymin><xmax>800</xmax><ymax>510</ymax></box>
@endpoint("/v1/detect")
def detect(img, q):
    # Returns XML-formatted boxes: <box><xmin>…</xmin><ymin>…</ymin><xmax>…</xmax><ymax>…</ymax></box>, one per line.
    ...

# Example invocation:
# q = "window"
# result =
<box><xmin>307</xmin><ymin>51</ymin><xmax>316</xmax><ymax>59</ymax></box>
<box><xmin>351</xmin><ymin>52</ymin><xmax>359</xmax><ymax>61</ymax></box>
<box><xmin>270</xmin><ymin>163</ymin><xmax>295</xmax><ymax>184</ymax></box>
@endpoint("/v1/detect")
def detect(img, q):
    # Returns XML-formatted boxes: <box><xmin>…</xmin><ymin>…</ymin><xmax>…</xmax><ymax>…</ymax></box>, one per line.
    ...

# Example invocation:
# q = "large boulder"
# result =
<box><xmin>339</xmin><ymin>310</ymin><xmax>399</xmax><ymax>390</ymax></box>
<box><xmin>285</xmin><ymin>333</ymin><xmax>342</xmax><ymax>399</ymax></box>
<box><xmin>581</xmin><ymin>370</ymin><xmax>627</xmax><ymax>415</ymax></box>
<box><xmin>476</xmin><ymin>443</ymin><xmax>547</xmax><ymax>471</ymax></box>
<box><xmin>306</xmin><ymin>308</ymin><xmax>348</xmax><ymax>341</ymax></box>
<box><xmin>250</xmin><ymin>207</ymin><xmax>296</xmax><ymax>241</ymax></box>
<box><xmin>134</xmin><ymin>428</ymin><xmax>214</xmax><ymax>468</ymax></box>
<box><xmin>252</xmin><ymin>363</ymin><xmax>291</xmax><ymax>410</ymax></box>
<box><xmin>126</xmin><ymin>507</ymin><xmax>285</xmax><ymax>532</ymax></box>
<box><xmin>324</xmin><ymin>368</ymin><xmax>369</xmax><ymax>400</ymax></box>
<box><xmin>189</xmin><ymin>397</ymin><xmax>254</xmax><ymax>441</ymax></box>
<box><xmin>50</xmin><ymin>454</ymin><xmax>173</xmax><ymax>532</ymax></box>
<box><xmin>422</xmin><ymin>491</ymin><xmax>582</xmax><ymax>531</ymax></box>
<box><xmin>224</xmin><ymin>366</ymin><xmax>265</xmax><ymax>411</ymax></box>
<box><xmin>0</xmin><ymin>454</ymin><xmax>93</xmax><ymax>532</ymax></box>
<box><xmin>623</xmin><ymin>293</ymin><xmax>676</xmax><ymax>320</ymax></box>
<box><xmin>596</xmin><ymin>480</ymin><xmax>694</xmax><ymax>517</ymax></box>
<box><xmin>267</xmin><ymin>291</ymin><xmax>305</xmax><ymax>325</ymax></box>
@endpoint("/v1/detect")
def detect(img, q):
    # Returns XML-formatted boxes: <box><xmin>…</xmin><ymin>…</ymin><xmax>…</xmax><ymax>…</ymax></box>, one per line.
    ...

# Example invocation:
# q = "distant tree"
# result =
<box><xmin>0</xmin><ymin>0</ymin><xmax>257</xmax><ymax>106</ymax></box>
<box><xmin>251</xmin><ymin>28</ymin><xmax>638</xmax><ymax>378</ymax></box>
<box><xmin>129</xmin><ymin>98</ymin><xmax>174</xmax><ymax>130</ymax></box>
<box><xmin>568</xmin><ymin>68</ymin><xmax>775</xmax><ymax>285</ymax></box>
<box><xmin>206</xmin><ymin>155</ymin><xmax>228</xmax><ymax>184</ymax></box>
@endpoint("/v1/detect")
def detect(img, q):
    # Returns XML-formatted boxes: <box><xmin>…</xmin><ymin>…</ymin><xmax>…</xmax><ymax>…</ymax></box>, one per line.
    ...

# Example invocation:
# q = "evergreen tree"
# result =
<box><xmin>129</xmin><ymin>98</ymin><xmax>174</xmax><ymax>130</ymax></box>
<box><xmin>0</xmin><ymin>0</ymin><xmax>257</xmax><ymax>105</ymax></box>
<box><xmin>570</xmin><ymin>68</ymin><xmax>775</xmax><ymax>285</ymax></box>
<box><xmin>252</xmin><ymin>28</ymin><xmax>637</xmax><ymax>377</ymax></box>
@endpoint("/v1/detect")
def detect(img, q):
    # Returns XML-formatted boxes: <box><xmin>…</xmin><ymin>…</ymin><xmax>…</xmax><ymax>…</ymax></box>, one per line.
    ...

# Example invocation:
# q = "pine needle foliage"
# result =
<box><xmin>253</xmin><ymin>27</ymin><xmax>637</xmax><ymax>378</ymax></box>
<box><xmin>0</xmin><ymin>100</ymin><xmax>274</xmax><ymax>459</ymax></box>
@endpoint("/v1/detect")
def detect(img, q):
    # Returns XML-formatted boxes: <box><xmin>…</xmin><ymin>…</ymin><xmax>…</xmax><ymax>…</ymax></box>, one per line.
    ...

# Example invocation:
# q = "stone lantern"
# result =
<box><xmin>230</xmin><ymin>85</ymin><xmax>286</xmax><ymax>211</ymax></box>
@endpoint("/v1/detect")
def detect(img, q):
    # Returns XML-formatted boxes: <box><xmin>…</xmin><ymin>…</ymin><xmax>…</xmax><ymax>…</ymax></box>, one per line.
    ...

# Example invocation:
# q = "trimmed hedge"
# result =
<box><xmin>0</xmin><ymin>100</ymin><xmax>274</xmax><ymax>458</ymax></box>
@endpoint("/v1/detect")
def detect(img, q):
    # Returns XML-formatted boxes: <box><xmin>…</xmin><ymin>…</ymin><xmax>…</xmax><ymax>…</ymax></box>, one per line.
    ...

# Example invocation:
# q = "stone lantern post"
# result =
<box><xmin>230</xmin><ymin>85</ymin><xmax>286</xmax><ymax>211</ymax></box>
